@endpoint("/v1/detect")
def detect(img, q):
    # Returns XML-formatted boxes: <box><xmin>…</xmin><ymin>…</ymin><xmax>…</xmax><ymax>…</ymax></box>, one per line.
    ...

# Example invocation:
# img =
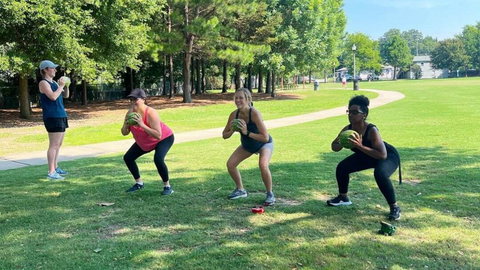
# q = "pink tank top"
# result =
<box><xmin>130</xmin><ymin>106</ymin><xmax>173</xmax><ymax>151</ymax></box>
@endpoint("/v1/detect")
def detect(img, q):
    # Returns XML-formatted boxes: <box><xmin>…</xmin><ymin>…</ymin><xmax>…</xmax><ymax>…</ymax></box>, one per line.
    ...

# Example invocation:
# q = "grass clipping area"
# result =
<box><xmin>1</xmin><ymin>79</ymin><xmax>479</xmax><ymax>269</ymax></box>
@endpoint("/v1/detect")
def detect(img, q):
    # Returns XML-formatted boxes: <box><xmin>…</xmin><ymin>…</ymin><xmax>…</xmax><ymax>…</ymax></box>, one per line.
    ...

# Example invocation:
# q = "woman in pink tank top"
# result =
<box><xmin>121</xmin><ymin>89</ymin><xmax>175</xmax><ymax>195</ymax></box>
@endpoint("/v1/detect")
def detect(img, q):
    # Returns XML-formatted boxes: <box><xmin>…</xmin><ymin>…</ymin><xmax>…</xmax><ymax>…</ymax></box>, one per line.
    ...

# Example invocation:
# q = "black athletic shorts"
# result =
<box><xmin>44</xmin><ymin>117</ymin><xmax>69</xmax><ymax>133</ymax></box>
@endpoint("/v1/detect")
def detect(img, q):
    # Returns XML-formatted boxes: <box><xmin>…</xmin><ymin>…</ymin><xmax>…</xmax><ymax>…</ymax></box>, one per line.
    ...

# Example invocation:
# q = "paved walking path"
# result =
<box><xmin>0</xmin><ymin>89</ymin><xmax>404</xmax><ymax>171</ymax></box>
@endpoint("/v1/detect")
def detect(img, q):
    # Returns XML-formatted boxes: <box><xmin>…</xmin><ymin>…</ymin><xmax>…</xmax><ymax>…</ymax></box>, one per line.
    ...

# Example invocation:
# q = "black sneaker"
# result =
<box><xmin>126</xmin><ymin>183</ymin><xmax>144</xmax><ymax>192</ymax></box>
<box><xmin>327</xmin><ymin>195</ymin><xmax>352</xmax><ymax>206</ymax></box>
<box><xmin>161</xmin><ymin>186</ymin><xmax>174</xmax><ymax>195</ymax></box>
<box><xmin>388</xmin><ymin>205</ymin><xmax>401</xmax><ymax>220</ymax></box>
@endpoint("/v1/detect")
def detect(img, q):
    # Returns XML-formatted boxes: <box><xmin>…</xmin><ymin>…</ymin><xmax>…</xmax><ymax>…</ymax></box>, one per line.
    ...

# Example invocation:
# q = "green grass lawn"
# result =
<box><xmin>0</xmin><ymin>89</ymin><xmax>377</xmax><ymax>156</ymax></box>
<box><xmin>1</xmin><ymin>78</ymin><xmax>479</xmax><ymax>269</ymax></box>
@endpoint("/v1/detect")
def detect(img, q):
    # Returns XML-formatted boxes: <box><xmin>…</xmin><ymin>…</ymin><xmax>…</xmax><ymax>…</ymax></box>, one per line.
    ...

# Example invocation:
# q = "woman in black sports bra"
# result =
<box><xmin>222</xmin><ymin>88</ymin><xmax>275</xmax><ymax>206</ymax></box>
<box><xmin>328</xmin><ymin>95</ymin><xmax>402</xmax><ymax>220</ymax></box>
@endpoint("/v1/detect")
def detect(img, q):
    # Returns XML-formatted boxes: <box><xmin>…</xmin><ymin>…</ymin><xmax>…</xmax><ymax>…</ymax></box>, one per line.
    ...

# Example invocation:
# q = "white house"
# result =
<box><xmin>379</xmin><ymin>65</ymin><xmax>395</xmax><ymax>80</ymax></box>
<box><xmin>407</xmin><ymin>56</ymin><xmax>449</xmax><ymax>79</ymax></box>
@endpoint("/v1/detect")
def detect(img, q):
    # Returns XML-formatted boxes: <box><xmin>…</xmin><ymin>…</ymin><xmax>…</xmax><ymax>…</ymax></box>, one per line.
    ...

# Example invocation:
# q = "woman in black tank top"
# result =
<box><xmin>328</xmin><ymin>95</ymin><xmax>402</xmax><ymax>221</ymax></box>
<box><xmin>222</xmin><ymin>89</ymin><xmax>275</xmax><ymax>206</ymax></box>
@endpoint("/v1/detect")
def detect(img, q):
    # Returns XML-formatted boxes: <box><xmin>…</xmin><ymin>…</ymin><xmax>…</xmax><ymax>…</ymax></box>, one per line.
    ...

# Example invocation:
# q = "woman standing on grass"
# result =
<box><xmin>38</xmin><ymin>60</ymin><xmax>69</xmax><ymax>180</ymax></box>
<box><xmin>328</xmin><ymin>95</ymin><xmax>402</xmax><ymax>220</ymax></box>
<box><xmin>121</xmin><ymin>88</ymin><xmax>175</xmax><ymax>195</ymax></box>
<box><xmin>222</xmin><ymin>88</ymin><xmax>275</xmax><ymax>206</ymax></box>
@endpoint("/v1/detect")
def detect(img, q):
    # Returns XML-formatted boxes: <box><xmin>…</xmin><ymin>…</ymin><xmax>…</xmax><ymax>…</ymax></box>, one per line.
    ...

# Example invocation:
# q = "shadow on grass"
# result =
<box><xmin>0</xmin><ymin>146</ymin><xmax>478</xmax><ymax>269</ymax></box>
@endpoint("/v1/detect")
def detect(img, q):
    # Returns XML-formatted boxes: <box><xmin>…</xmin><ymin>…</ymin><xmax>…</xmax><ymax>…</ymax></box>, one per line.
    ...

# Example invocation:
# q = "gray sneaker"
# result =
<box><xmin>228</xmin><ymin>189</ymin><xmax>247</xmax><ymax>200</ymax></box>
<box><xmin>162</xmin><ymin>186</ymin><xmax>174</xmax><ymax>195</ymax></box>
<box><xmin>47</xmin><ymin>172</ymin><xmax>65</xmax><ymax>180</ymax></box>
<box><xmin>265</xmin><ymin>192</ymin><xmax>275</xmax><ymax>206</ymax></box>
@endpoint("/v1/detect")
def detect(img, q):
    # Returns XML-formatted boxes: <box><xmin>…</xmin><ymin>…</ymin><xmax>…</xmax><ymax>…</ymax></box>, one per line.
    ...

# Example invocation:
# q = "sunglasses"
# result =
<box><xmin>130</xmin><ymin>98</ymin><xmax>139</xmax><ymax>102</ymax></box>
<box><xmin>346</xmin><ymin>109</ymin><xmax>364</xmax><ymax>116</ymax></box>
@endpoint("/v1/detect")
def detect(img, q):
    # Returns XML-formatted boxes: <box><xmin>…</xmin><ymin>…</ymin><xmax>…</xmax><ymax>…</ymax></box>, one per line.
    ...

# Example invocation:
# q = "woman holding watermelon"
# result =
<box><xmin>222</xmin><ymin>88</ymin><xmax>275</xmax><ymax>206</ymax></box>
<box><xmin>121</xmin><ymin>88</ymin><xmax>175</xmax><ymax>195</ymax></box>
<box><xmin>328</xmin><ymin>95</ymin><xmax>402</xmax><ymax>220</ymax></box>
<box><xmin>38</xmin><ymin>60</ymin><xmax>69</xmax><ymax>180</ymax></box>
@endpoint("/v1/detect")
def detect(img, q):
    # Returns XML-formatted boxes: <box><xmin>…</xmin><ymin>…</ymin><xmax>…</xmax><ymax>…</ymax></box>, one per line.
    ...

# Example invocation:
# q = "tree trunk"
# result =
<box><xmin>235</xmin><ymin>63</ymin><xmax>241</xmax><ymax>90</ymax></box>
<box><xmin>163</xmin><ymin>55</ymin><xmax>167</xmax><ymax>95</ymax></box>
<box><xmin>19</xmin><ymin>74</ymin><xmax>30</xmax><ymax>119</ymax></box>
<box><xmin>271</xmin><ymin>72</ymin><xmax>276</xmax><ymax>97</ymax></box>
<box><xmin>168</xmin><ymin>55</ymin><xmax>174</xmax><ymax>98</ymax></box>
<box><xmin>68</xmin><ymin>70</ymin><xmax>75</xmax><ymax>102</ymax></box>
<box><xmin>201</xmin><ymin>59</ymin><xmax>206</xmax><ymax>93</ymax></box>
<box><xmin>190</xmin><ymin>57</ymin><xmax>195</xmax><ymax>94</ymax></box>
<box><xmin>302</xmin><ymin>73</ymin><xmax>305</xmax><ymax>89</ymax></box>
<box><xmin>167</xmin><ymin>1</ymin><xmax>174</xmax><ymax>99</ymax></box>
<box><xmin>281</xmin><ymin>74</ymin><xmax>284</xmax><ymax>90</ymax></box>
<box><xmin>81</xmin><ymin>80</ymin><xmax>87</xmax><ymax>105</ymax></box>
<box><xmin>196</xmin><ymin>58</ymin><xmax>201</xmax><ymax>94</ymax></box>
<box><xmin>182</xmin><ymin>3</ymin><xmax>193</xmax><ymax>103</ymax></box>
<box><xmin>258</xmin><ymin>67</ymin><xmax>264</xmax><ymax>93</ymax></box>
<box><xmin>393</xmin><ymin>66</ymin><xmax>397</xmax><ymax>81</ymax></box>
<box><xmin>309</xmin><ymin>69</ymin><xmax>312</xmax><ymax>84</ymax></box>
<box><xmin>247</xmin><ymin>63</ymin><xmax>252</xmax><ymax>92</ymax></box>
<box><xmin>125</xmin><ymin>67</ymin><xmax>134</xmax><ymax>96</ymax></box>
<box><xmin>222</xmin><ymin>60</ymin><xmax>228</xmax><ymax>93</ymax></box>
<box><xmin>265</xmin><ymin>71</ymin><xmax>271</xmax><ymax>94</ymax></box>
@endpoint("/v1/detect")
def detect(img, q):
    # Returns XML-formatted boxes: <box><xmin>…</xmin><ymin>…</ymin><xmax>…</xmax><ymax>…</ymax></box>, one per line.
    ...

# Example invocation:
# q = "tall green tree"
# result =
<box><xmin>431</xmin><ymin>38</ymin><xmax>469</xmax><ymax>75</ymax></box>
<box><xmin>383</xmin><ymin>35</ymin><xmax>412</xmax><ymax>80</ymax></box>
<box><xmin>0</xmin><ymin>0</ymin><xmax>163</xmax><ymax>118</ymax></box>
<box><xmin>460</xmin><ymin>22</ymin><xmax>480</xmax><ymax>70</ymax></box>
<box><xmin>379</xmin><ymin>28</ymin><xmax>401</xmax><ymax>61</ymax></box>
<box><xmin>419</xmin><ymin>36</ymin><xmax>438</xmax><ymax>56</ymax></box>
<box><xmin>0</xmin><ymin>0</ymin><xmax>94</xmax><ymax>118</ymax></box>
<box><xmin>339</xmin><ymin>33</ymin><xmax>382</xmax><ymax>75</ymax></box>
<box><xmin>401</xmin><ymin>29</ymin><xmax>423</xmax><ymax>56</ymax></box>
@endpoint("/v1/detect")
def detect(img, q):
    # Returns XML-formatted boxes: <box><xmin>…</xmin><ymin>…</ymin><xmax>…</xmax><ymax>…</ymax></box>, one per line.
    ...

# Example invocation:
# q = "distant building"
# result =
<box><xmin>407</xmin><ymin>56</ymin><xmax>449</xmax><ymax>79</ymax></box>
<box><xmin>379</xmin><ymin>65</ymin><xmax>395</xmax><ymax>80</ymax></box>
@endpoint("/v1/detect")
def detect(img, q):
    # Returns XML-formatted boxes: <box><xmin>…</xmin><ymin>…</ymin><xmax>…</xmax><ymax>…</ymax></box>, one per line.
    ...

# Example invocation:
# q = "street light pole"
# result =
<box><xmin>333</xmin><ymin>63</ymin><xmax>336</xmax><ymax>83</ymax></box>
<box><xmin>352</xmin><ymin>44</ymin><xmax>357</xmax><ymax>90</ymax></box>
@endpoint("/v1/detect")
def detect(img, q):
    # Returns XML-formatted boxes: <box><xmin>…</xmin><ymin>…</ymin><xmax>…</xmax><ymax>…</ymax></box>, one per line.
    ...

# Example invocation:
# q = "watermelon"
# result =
<box><xmin>232</xmin><ymin>119</ymin><xmax>242</xmax><ymax>132</ymax></box>
<box><xmin>127</xmin><ymin>112</ymin><xmax>139</xmax><ymax>125</ymax></box>
<box><xmin>339</xmin><ymin>130</ymin><xmax>360</xmax><ymax>149</ymax></box>
<box><xmin>62</xmin><ymin>76</ymin><xmax>71</xmax><ymax>87</ymax></box>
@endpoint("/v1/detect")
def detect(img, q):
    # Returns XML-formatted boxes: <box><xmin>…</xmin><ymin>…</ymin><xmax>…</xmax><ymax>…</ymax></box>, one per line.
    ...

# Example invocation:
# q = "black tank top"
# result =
<box><xmin>236</xmin><ymin>108</ymin><xmax>273</xmax><ymax>153</ymax></box>
<box><xmin>348</xmin><ymin>123</ymin><xmax>402</xmax><ymax>183</ymax></box>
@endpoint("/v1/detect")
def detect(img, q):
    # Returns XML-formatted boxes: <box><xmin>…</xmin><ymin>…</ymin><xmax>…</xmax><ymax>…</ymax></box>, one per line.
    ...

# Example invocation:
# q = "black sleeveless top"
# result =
<box><xmin>236</xmin><ymin>108</ymin><xmax>273</xmax><ymax>153</ymax></box>
<box><xmin>348</xmin><ymin>123</ymin><xmax>402</xmax><ymax>183</ymax></box>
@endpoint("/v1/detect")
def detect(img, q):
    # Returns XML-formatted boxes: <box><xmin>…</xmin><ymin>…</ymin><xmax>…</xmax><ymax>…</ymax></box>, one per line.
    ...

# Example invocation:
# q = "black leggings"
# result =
<box><xmin>123</xmin><ymin>135</ymin><xmax>174</xmax><ymax>182</ymax></box>
<box><xmin>336</xmin><ymin>151</ymin><xmax>399</xmax><ymax>205</ymax></box>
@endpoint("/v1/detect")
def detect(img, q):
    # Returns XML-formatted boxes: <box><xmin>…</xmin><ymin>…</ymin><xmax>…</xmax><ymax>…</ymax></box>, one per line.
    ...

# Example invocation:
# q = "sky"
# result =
<box><xmin>343</xmin><ymin>0</ymin><xmax>480</xmax><ymax>40</ymax></box>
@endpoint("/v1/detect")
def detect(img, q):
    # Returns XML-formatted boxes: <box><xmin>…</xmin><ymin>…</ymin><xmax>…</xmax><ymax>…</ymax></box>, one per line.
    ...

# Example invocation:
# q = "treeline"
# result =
<box><xmin>0</xmin><ymin>0</ymin><xmax>346</xmax><ymax>119</ymax></box>
<box><xmin>338</xmin><ymin>24</ymin><xmax>480</xmax><ymax>79</ymax></box>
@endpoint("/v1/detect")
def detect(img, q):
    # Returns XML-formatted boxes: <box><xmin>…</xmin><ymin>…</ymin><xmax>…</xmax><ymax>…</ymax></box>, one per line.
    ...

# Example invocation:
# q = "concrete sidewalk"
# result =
<box><xmin>0</xmin><ymin>89</ymin><xmax>404</xmax><ymax>171</ymax></box>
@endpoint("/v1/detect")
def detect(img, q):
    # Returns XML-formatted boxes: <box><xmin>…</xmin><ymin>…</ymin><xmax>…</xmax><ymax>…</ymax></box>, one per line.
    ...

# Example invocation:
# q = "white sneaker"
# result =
<box><xmin>47</xmin><ymin>172</ymin><xmax>65</xmax><ymax>180</ymax></box>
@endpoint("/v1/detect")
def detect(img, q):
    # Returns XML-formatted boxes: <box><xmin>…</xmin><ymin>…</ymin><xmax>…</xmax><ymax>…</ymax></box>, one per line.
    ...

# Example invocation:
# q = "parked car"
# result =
<box><xmin>344</xmin><ymin>74</ymin><xmax>353</xmax><ymax>81</ymax></box>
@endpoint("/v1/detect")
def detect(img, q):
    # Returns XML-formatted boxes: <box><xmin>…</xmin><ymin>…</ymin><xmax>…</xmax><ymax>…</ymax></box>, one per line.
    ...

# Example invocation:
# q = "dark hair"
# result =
<box><xmin>348</xmin><ymin>95</ymin><xmax>370</xmax><ymax>117</ymax></box>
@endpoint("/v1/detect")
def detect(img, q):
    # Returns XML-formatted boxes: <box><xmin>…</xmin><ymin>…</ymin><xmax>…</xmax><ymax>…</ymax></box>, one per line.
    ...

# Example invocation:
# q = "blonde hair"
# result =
<box><xmin>234</xmin><ymin>88</ymin><xmax>253</xmax><ymax>107</ymax></box>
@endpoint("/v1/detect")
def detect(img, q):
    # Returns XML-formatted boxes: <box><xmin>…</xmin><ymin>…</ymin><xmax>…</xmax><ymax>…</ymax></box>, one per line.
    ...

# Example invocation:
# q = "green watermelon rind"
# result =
<box><xmin>62</xmin><ymin>76</ymin><xmax>71</xmax><ymax>87</ymax></box>
<box><xmin>339</xmin><ymin>130</ymin><xmax>359</xmax><ymax>149</ymax></box>
<box><xmin>232</xmin><ymin>119</ymin><xmax>242</xmax><ymax>132</ymax></box>
<box><xmin>127</xmin><ymin>113</ymin><xmax>139</xmax><ymax>126</ymax></box>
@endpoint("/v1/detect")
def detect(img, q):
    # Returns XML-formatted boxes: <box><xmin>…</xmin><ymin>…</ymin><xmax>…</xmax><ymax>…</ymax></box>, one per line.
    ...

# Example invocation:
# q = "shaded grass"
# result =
<box><xmin>1</xmin><ymin>78</ymin><xmax>479</xmax><ymax>269</ymax></box>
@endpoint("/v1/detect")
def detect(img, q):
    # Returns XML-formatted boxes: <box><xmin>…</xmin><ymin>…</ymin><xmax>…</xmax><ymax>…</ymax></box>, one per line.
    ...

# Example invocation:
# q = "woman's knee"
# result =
<box><xmin>374</xmin><ymin>169</ymin><xmax>389</xmax><ymax>182</ymax></box>
<box><xmin>259</xmin><ymin>159</ymin><xmax>270</xmax><ymax>171</ymax></box>
<box><xmin>336</xmin><ymin>161</ymin><xmax>350</xmax><ymax>174</ymax></box>
<box><xmin>226</xmin><ymin>160</ymin><xmax>237</xmax><ymax>170</ymax></box>
<box><xmin>123</xmin><ymin>153</ymin><xmax>133</xmax><ymax>164</ymax></box>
